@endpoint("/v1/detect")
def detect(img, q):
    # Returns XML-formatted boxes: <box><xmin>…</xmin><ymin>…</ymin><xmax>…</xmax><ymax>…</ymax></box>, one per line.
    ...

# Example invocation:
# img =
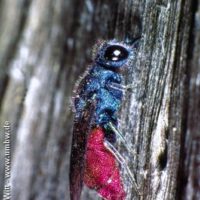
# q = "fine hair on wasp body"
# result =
<box><xmin>69</xmin><ymin>39</ymin><xmax>140</xmax><ymax>200</ymax></box>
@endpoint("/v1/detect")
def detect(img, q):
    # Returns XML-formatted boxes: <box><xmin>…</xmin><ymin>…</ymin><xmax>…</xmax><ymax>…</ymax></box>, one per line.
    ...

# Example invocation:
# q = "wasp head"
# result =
<box><xmin>94</xmin><ymin>39</ymin><xmax>139</xmax><ymax>69</ymax></box>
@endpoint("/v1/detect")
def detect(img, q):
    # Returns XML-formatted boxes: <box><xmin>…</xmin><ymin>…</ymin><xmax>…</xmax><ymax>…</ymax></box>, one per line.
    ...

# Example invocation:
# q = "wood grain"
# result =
<box><xmin>0</xmin><ymin>0</ymin><xmax>198</xmax><ymax>199</ymax></box>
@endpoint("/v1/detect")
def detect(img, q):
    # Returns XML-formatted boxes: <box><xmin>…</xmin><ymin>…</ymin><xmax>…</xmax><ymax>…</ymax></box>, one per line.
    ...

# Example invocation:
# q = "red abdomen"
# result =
<box><xmin>84</xmin><ymin>127</ymin><xmax>126</xmax><ymax>200</ymax></box>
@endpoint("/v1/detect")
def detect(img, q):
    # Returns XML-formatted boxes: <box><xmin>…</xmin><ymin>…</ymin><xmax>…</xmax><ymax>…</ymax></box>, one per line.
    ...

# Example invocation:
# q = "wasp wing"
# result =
<box><xmin>69</xmin><ymin>101</ymin><xmax>95</xmax><ymax>200</ymax></box>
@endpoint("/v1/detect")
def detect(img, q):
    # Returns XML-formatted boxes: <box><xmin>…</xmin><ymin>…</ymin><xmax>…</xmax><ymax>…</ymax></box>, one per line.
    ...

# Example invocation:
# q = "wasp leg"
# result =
<box><xmin>108</xmin><ymin>122</ymin><xmax>136</xmax><ymax>157</ymax></box>
<box><xmin>104</xmin><ymin>140</ymin><xmax>141</xmax><ymax>195</ymax></box>
<box><xmin>109</xmin><ymin>82</ymin><xmax>136</xmax><ymax>93</ymax></box>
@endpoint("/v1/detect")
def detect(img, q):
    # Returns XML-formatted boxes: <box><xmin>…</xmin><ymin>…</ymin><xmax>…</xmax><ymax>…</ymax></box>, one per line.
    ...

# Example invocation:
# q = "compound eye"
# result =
<box><xmin>104</xmin><ymin>45</ymin><xmax>129</xmax><ymax>62</ymax></box>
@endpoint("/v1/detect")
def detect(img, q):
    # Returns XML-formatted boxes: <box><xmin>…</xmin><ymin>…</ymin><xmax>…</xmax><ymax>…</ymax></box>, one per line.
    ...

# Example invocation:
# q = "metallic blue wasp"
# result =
<box><xmin>69</xmin><ymin>39</ymin><xmax>139</xmax><ymax>200</ymax></box>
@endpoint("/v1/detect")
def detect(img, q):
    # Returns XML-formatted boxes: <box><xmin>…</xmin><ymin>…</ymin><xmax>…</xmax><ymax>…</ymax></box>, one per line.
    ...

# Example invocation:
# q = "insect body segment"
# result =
<box><xmin>70</xmin><ymin>39</ymin><xmax>137</xmax><ymax>200</ymax></box>
<box><xmin>74</xmin><ymin>65</ymin><xmax>123</xmax><ymax>126</ymax></box>
<box><xmin>84</xmin><ymin>127</ymin><xmax>126</xmax><ymax>200</ymax></box>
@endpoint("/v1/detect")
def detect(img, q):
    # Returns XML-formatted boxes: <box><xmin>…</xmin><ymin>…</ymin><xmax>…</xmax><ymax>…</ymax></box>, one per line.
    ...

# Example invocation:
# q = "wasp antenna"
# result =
<box><xmin>124</xmin><ymin>35</ymin><xmax>141</xmax><ymax>48</ymax></box>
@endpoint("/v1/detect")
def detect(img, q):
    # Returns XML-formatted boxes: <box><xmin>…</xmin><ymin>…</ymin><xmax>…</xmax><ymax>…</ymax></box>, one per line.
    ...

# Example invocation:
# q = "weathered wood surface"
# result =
<box><xmin>0</xmin><ymin>0</ymin><xmax>199</xmax><ymax>200</ymax></box>
<box><xmin>179</xmin><ymin>1</ymin><xmax>200</xmax><ymax>199</ymax></box>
